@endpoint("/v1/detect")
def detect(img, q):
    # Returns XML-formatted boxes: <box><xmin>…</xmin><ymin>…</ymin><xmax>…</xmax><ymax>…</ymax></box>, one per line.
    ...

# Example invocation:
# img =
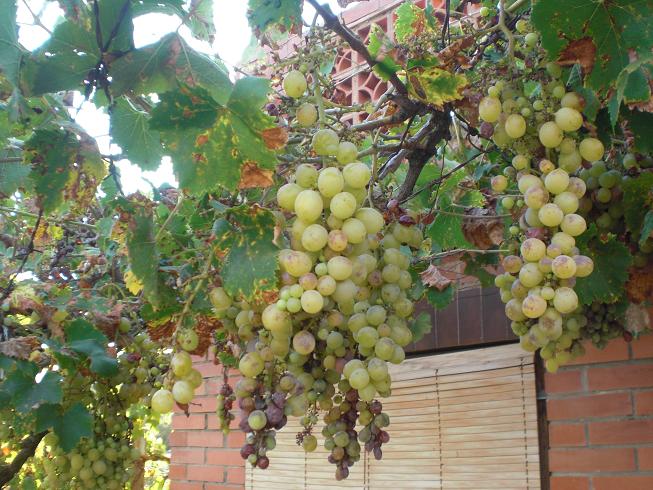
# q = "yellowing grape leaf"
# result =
<box><xmin>394</xmin><ymin>2</ymin><xmax>427</xmax><ymax>43</ymax></box>
<box><xmin>407</xmin><ymin>66</ymin><xmax>467</xmax><ymax>108</ymax></box>
<box><xmin>367</xmin><ymin>24</ymin><xmax>401</xmax><ymax>81</ymax></box>
<box><xmin>247</xmin><ymin>0</ymin><xmax>302</xmax><ymax>33</ymax></box>
<box><xmin>150</xmin><ymin>79</ymin><xmax>278</xmax><ymax>194</ymax></box>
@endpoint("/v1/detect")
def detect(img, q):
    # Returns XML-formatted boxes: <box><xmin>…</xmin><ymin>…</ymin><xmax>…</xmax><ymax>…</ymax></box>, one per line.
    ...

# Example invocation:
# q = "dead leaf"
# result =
<box><xmin>462</xmin><ymin>208</ymin><xmax>504</xmax><ymax>250</ymax></box>
<box><xmin>420</xmin><ymin>264</ymin><xmax>453</xmax><ymax>291</ymax></box>
<box><xmin>437</xmin><ymin>36</ymin><xmax>474</xmax><ymax>70</ymax></box>
<box><xmin>261</xmin><ymin>127</ymin><xmax>288</xmax><ymax>150</ymax></box>
<box><xmin>557</xmin><ymin>37</ymin><xmax>596</xmax><ymax>76</ymax></box>
<box><xmin>626</xmin><ymin>262</ymin><xmax>653</xmax><ymax>304</ymax></box>
<box><xmin>0</xmin><ymin>336</ymin><xmax>41</xmax><ymax>360</ymax></box>
<box><xmin>238</xmin><ymin>162</ymin><xmax>274</xmax><ymax>189</ymax></box>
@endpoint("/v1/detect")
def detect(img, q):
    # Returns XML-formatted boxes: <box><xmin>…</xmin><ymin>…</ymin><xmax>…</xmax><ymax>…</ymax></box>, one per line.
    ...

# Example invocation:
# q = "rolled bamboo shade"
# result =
<box><xmin>247</xmin><ymin>343</ymin><xmax>540</xmax><ymax>489</ymax></box>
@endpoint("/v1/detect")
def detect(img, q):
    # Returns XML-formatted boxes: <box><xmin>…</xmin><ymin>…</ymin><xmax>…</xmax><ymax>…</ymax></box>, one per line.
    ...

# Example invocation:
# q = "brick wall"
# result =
<box><xmin>545</xmin><ymin>335</ymin><xmax>653</xmax><ymax>490</ymax></box>
<box><xmin>169</xmin><ymin>355</ymin><xmax>245</xmax><ymax>490</ymax></box>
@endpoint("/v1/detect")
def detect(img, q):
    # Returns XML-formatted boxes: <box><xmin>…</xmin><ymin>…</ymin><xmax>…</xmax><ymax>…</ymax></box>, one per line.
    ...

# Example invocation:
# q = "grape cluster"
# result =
<box><xmin>216</xmin><ymin>378</ymin><xmax>236</xmax><ymax>434</ymax></box>
<box><xmin>479</xmin><ymin>59</ymin><xmax>604</xmax><ymax>372</ymax></box>
<box><xmin>150</xmin><ymin>350</ymin><xmax>202</xmax><ymax>413</ymax></box>
<box><xmin>204</xmin><ymin>70</ymin><xmax>421</xmax><ymax>478</ymax></box>
<box><xmin>36</xmin><ymin>420</ymin><xmax>140</xmax><ymax>489</ymax></box>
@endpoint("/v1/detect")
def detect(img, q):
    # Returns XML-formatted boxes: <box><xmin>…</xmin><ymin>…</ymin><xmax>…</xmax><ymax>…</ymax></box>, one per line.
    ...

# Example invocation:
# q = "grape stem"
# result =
<box><xmin>419</xmin><ymin>248</ymin><xmax>510</xmax><ymax>262</ymax></box>
<box><xmin>498</xmin><ymin>0</ymin><xmax>515</xmax><ymax>60</ymax></box>
<box><xmin>0</xmin><ymin>431</ymin><xmax>48</xmax><ymax>486</ymax></box>
<box><xmin>155</xmin><ymin>193</ymin><xmax>184</xmax><ymax>241</ymax></box>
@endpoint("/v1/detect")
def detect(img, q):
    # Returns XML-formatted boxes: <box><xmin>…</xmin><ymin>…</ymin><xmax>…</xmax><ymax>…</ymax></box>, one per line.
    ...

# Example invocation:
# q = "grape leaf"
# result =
<box><xmin>109</xmin><ymin>33</ymin><xmax>232</xmax><ymax>105</ymax></box>
<box><xmin>126</xmin><ymin>206</ymin><xmax>173</xmax><ymax>309</ymax></box>
<box><xmin>575</xmin><ymin>230</ymin><xmax>633</xmax><ymax>305</ymax></box>
<box><xmin>621</xmin><ymin>109</ymin><xmax>653</xmax><ymax>153</ymax></box>
<box><xmin>394</xmin><ymin>3</ymin><xmax>427</xmax><ymax>43</ymax></box>
<box><xmin>65</xmin><ymin>319</ymin><xmax>118</xmax><ymax>376</ymax></box>
<box><xmin>532</xmin><ymin>0</ymin><xmax>653</xmax><ymax>96</ymax></box>
<box><xmin>426</xmin><ymin>284</ymin><xmax>455</xmax><ymax>309</ymax></box>
<box><xmin>132</xmin><ymin>0</ymin><xmax>185</xmax><ymax>17</ymax></box>
<box><xmin>23</xmin><ymin>129</ymin><xmax>79</xmax><ymax>213</ymax></box>
<box><xmin>1</xmin><ymin>370</ymin><xmax>62</xmax><ymax>411</ymax></box>
<box><xmin>408</xmin><ymin>312</ymin><xmax>432</xmax><ymax>343</ymax></box>
<box><xmin>22</xmin><ymin>12</ymin><xmax>100</xmax><ymax>95</ymax></box>
<box><xmin>621</xmin><ymin>172</ymin><xmax>653</xmax><ymax>235</ymax></box>
<box><xmin>217</xmin><ymin>205</ymin><xmax>279</xmax><ymax>300</ymax></box>
<box><xmin>462</xmin><ymin>252</ymin><xmax>498</xmax><ymax>288</ymax></box>
<box><xmin>151</xmin><ymin>80</ymin><xmax>278</xmax><ymax>194</ymax></box>
<box><xmin>640</xmin><ymin>211</ymin><xmax>653</xmax><ymax>247</ymax></box>
<box><xmin>0</xmin><ymin>0</ymin><xmax>23</xmax><ymax>87</ymax></box>
<box><xmin>247</xmin><ymin>0</ymin><xmax>302</xmax><ymax>32</ymax></box>
<box><xmin>407</xmin><ymin>65</ymin><xmax>467</xmax><ymax>108</ymax></box>
<box><xmin>187</xmin><ymin>0</ymin><xmax>215</xmax><ymax>43</ymax></box>
<box><xmin>36</xmin><ymin>402</ymin><xmax>93</xmax><ymax>451</ymax></box>
<box><xmin>0</xmin><ymin>154</ymin><xmax>30</xmax><ymax>198</ymax></box>
<box><xmin>96</xmin><ymin>0</ymin><xmax>134</xmax><ymax>53</ymax></box>
<box><xmin>110</xmin><ymin>98</ymin><xmax>163</xmax><ymax>171</ymax></box>
<box><xmin>367</xmin><ymin>24</ymin><xmax>401</xmax><ymax>81</ymax></box>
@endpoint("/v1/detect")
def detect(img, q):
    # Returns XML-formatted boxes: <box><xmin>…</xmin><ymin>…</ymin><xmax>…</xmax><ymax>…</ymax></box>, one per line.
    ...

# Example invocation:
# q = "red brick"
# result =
<box><xmin>186</xmin><ymin>430</ymin><xmax>224</xmax><ymax>447</ymax></box>
<box><xmin>568</xmin><ymin>339</ymin><xmax>629</xmax><ymax>365</ymax></box>
<box><xmin>547</xmin><ymin>392</ymin><xmax>632</xmax><ymax>420</ymax></box>
<box><xmin>204</xmin><ymin>486</ymin><xmax>244</xmax><ymax>490</ymax></box>
<box><xmin>170</xmin><ymin>483</ymin><xmax>203</xmax><ymax>490</ymax></box>
<box><xmin>635</xmin><ymin>390</ymin><xmax>653</xmax><ymax>415</ymax></box>
<box><xmin>549</xmin><ymin>422</ymin><xmax>586</xmax><ymax>447</ymax></box>
<box><xmin>549</xmin><ymin>448</ymin><xmax>635</xmax><ymax>472</ymax></box>
<box><xmin>195</xmin><ymin>362</ymin><xmax>223</xmax><ymax>378</ymax></box>
<box><xmin>631</xmin><ymin>333</ymin><xmax>653</xmax><ymax>359</ymax></box>
<box><xmin>189</xmin><ymin>396</ymin><xmax>218</xmax><ymax>413</ymax></box>
<box><xmin>545</xmin><ymin>369</ymin><xmax>584</xmax><ymax>394</ymax></box>
<box><xmin>172</xmin><ymin>413</ymin><xmax>206</xmax><ymax>430</ymax></box>
<box><xmin>206</xmin><ymin>449</ymin><xmax>244</xmax><ymax>466</ymax></box>
<box><xmin>588</xmin><ymin>363</ymin><xmax>653</xmax><ymax>391</ymax></box>
<box><xmin>171</xmin><ymin>447</ymin><xmax>205</xmax><ymax>464</ymax></box>
<box><xmin>227</xmin><ymin>466</ymin><xmax>245</xmax><ymax>484</ymax></box>
<box><xmin>168</xmin><ymin>464</ymin><xmax>186</xmax><ymax>479</ymax></box>
<box><xmin>551</xmin><ymin>476</ymin><xmax>590</xmax><ymax>490</ymax></box>
<box><xmin>190</xmin><ymin>353</ymin><xmax>207</xmax><ymax>363</ymax></box>
<box><xmin>226</xmin><ymin>431</ymin><xmax>246</xmax><ymax>447</ymax></box>
<box><xmin>168</xmin><ymin>431</ymin><xmax>188</xmax><ymax>447</ymax></box>
<box><xmin>593</xmin><ymin>476</ymin><xmax>653</xmax><ymax>490</ymax></box>
<box><xmin>589</xmin><ymin>419</ymin><xmax>653</xmax><ymax>445</ymax></box>
<box><xmin>186</xmin><ymin>464</ymin><xmax>225</xmax><ymax>482</ymax></box>
<box><xmin>638</xmin><ymin>447</ymin><xmax>653</xmax><ymax>470</ymax></box>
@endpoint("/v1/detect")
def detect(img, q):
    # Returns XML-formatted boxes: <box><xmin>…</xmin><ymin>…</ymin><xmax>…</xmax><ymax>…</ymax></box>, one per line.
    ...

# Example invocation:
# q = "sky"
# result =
<box><xmin>16</xmin><ymin>0</ymin><xmax>345</xmax><ymax>194</ymax></box>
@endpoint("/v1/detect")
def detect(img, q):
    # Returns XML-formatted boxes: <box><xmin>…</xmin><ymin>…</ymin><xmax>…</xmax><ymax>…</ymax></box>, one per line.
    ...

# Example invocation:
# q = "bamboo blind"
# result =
<box><xmin>247</xmin><ymin>343</ymin><xmax>540</xmax><ymax>489</ymax></box>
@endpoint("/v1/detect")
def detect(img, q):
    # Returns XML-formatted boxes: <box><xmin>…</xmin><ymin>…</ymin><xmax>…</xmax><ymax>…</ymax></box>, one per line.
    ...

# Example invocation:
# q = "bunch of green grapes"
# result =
<box><xmin>35</xmin><ymin>417</ymin><xmax>141</xmax><ymax>489</ymax></box>
<box><xmin>480</xmin><ymin>59</ymin><xmax>606</xmax><ymax>372</ymax></box>
<box><xmin>201</xmin><ymin>70</ymin><xmax>421</xmax><ymax>477</ymax></box>
<box><xmin>150</xmin><ymin>349</ymin><xmax>203</xmax><ymax>414</ymax></box>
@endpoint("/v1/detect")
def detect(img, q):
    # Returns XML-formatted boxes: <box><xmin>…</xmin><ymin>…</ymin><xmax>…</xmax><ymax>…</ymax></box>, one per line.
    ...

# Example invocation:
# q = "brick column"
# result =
<box><xmin>169</xmin><ymin>355</ymin><xmax>246</xmax><ymax>490</ymax></box>
<box><xmin>545</xmin><ymin>334</ymin><xmax>653</xmax><ymax>490</ymax></box>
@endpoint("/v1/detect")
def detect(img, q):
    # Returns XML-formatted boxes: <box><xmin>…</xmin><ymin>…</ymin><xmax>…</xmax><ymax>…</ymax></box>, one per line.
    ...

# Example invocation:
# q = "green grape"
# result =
<box><xmin>539</xmin><ymin>121</ymin><xmax>563</xmax><ymax>148</ymax></box>
<box><xmin>312</xmin><ymin>129</ymin><xmax>340</xmax><ymax>155</ymax></box>
<box><xmin>519</xmin><ymin>263</ymin><xmax>543</xmax><ymax>288</ymax></box>
<box><xmin>544</xmin><ymin>169</ymin><xmax>570</xmax><ymax>195</ymax></box>
<box><xmin>504</xmin><ymin>114</ymin><xmax>527</xmax><ymax>138</ymax></box>
<box><xmin>280</xmin><ymin>249</ymin><xmax>313</xmax><ymax>277</ymax></box>
<box><xmin>522</xmin><ymin>294</ymin><xmax>547</xmax><ymax>318</ymax></box>
<box><xmin>521</xmin><ymin>238</ymin><xmax>546</xmax><ymax>262</ymax></box>
<box><xmin>342</xmin><ymin>218</ymin><xmax>367</xmax><ymax>243</ymax></box>
<box><xmin>342</xmin><ymin>162</ymin><xmax>371</xmax><ymax>189</ymax></box>
<box><xmin>248</xmin><ymin>410</ymin><xmax>268</xmax><ymax>430</ymax></box>
<box><xmin>239</xmin><ymin>352</ymin><xmax>265</xmax><ymax>378</ymax></box>
<box><xmin>479</xmin><ymin>96</ymin><xmax>502</xmax><ymax>122</ymax></box>
<box><xmin>595</xmin><ymin>187</ymin><xmax>612</xmax><ymax>203</ymax></box>
<box><xmin>561</xmin><ymin>92</ymin><xmax>582</xmax><ymax>110</ymax></box>
<box><xmin>301</xmin><ymin>290</ymin><xmax>324</xmax><ymax>313</ymax></box>
<box><xmin>355</xmin><ymin>207</ymin><xmax>384</xmax><ymax>234</ymax></box>
<box><xmin>538</xmin><ymin>203</ymin><xmax>564</xmax><ymax>227</ymax></box>
<box><xmin>551</xmin><ymin>255</ymin><xmax>577</xmax><ymax>279</ymax></box>
<box><xmin>294</xmin><ymin>189</ymin><xmax>324</xmax><ymax>222</ymax></box>
<box><xmin>151</xmin><ymin>389</ymin><xmax>174</xmax><ymax>413</ymax></box>
<box><xmin>296</xmin><ymin>103</ymin><xmax>318</xmax><ymax>127</ymax></box>
<box><xmin>555</xmin><ymin>107</ymin><xmax>583</xmax><ymax>131</ymax></box>
<box><xmin>209</xmin><ymin>287</ymin><xmax>232</xmax><ymax>310</ymax></box>
<box><xmin>336</xmin><ymin>141</ymin><xmax>358</xmax><ymax>164</ymax></box>
<box><xmin>573</xmin><ymin>255</ymin><xmax>594</xmax><ymax>277</ymax></box>
<box><xmin>553</xmin><ymin>287</ymin><xmax>578</xmax><ymax>314</ymax></box>
<box><xmin>171</xmin><ymin>352</ymin><xmax>192</xmax><ymax>377</ymax></box>
<box><xmin>524</xmin><ymin>186</ymin><xmax>549</xmax><ymax>210</ymax></box>
<box><xmin>283</xmin><ymin>70</ymin><xmax>307</xmax><ymax>98</ymax></box>
<box><xmin>349</xmin><ymin>368</ymin><xmax>370</xmax><ymax>389</ymax></box>
<box><xmin>560</xmin><ymin>214</ymin><xmax>587</xmax><ymax>237</ymax></box>
<box><xmin>302</xmin><ymin>223</ymin><xmax>328</xmax><ymax>251</ymax></box>
<box><xmin>327</xmin><ymin>256</ymin><xmax>353</xmax><ymax>280</ymax></box>
<box><xmin>579</xmin><ymin>138</ymin><xmax>604</xmax><ymax>162</ymax></box>
<box><xmin>330</xmin><ymin>192</ymin><xmax>357</xmax><ymax>219</ymax></box>
<box><xmin>172</xmin><ymin>380</ymin><xmax>194</xmax><ymax>404</ymax></box>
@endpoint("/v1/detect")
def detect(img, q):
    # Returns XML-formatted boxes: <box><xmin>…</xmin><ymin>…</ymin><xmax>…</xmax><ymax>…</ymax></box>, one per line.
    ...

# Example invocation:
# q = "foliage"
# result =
<box><xmin>0</xmin><ymin>0</ymin><xmax>652</xmax><ymax>486</ymax></box>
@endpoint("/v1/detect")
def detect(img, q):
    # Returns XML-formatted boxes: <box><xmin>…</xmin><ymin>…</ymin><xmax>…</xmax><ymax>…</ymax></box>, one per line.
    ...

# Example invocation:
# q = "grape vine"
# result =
<box><xmin>0</xmin><ymin>0</ymin><xmax>652</xmax><ymax>486</ymax></box>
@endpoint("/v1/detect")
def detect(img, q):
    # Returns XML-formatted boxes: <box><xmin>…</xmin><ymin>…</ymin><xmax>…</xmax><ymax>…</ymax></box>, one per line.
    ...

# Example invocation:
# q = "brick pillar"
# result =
<box><xmin>545</xmin><ymin>334</ymin><xmax>653</xmax><ymax>490</ymax></box>
<box><xmin>169</xmin><ymin>355</ymin><xmax>246</xmax><ymax>490</ymax></box>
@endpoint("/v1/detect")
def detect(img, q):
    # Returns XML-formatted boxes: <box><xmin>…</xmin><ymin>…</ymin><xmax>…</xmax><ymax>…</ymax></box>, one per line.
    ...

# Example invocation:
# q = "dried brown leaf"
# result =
<box><xmin>238</xmin><ymin>162</ymin><xmax>274</xmax><ymax>189</ymax></box>
<box><xmin>557</xmin><ymin>37</ymin><xmax>596</xmax><ymax>76</ymax></box>
<box><xmin>0</xmin><ymin>336</ymin><xmax>41</xmax><ymax>360</ymax></box>
<box><xmin>420</xmin><ymin>264</ymin><xmax>453</xmax><ymax>291</ymax></box>
<box><xmin>261</xmin><ymin>127</ymin><xmax>288</xmax><ymax>150</ymax></box>
<box><xmin>462</xmin><ymin>208</ymin><xmax>504</xmax><ymax>250</ymax></box>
